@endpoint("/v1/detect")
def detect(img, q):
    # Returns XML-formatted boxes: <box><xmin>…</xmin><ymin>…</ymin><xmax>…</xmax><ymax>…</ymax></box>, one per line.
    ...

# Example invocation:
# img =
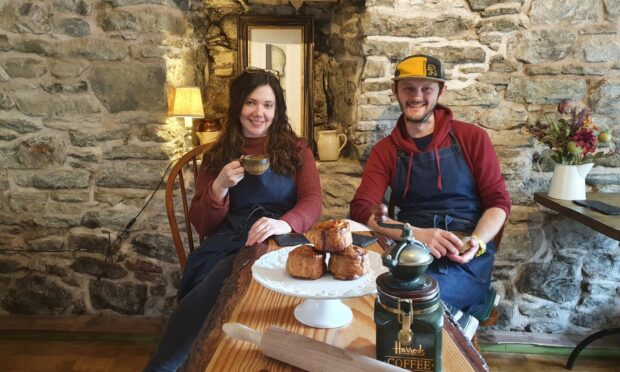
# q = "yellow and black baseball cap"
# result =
<box><xmin>393</xmin><ymin>54</ymin><xmax>445</xmax><ymax>82</ymax></box>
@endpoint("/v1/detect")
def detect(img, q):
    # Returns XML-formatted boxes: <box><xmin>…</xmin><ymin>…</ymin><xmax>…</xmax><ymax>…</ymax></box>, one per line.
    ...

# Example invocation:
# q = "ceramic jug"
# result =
<box><xmin>548</xmin><ymin>163</ymin><xmax>593</xmax><ymax>200</ymax></box>
<box><xmin>317</xmin><ymin>130</ymin><xmax>347</xmax><ymax>161</ymax></box>
<box><xmin>195</xmin><ymin>118</ymin><xmax>221</xmax><ymax>145</ymax></box>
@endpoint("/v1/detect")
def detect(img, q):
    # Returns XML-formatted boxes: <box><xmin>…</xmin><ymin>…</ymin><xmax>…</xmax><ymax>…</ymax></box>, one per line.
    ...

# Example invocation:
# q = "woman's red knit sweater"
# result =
<box><xmin>189</xmin><ymin>136</ymin><xmax>322</xmax><ymax>237</ymax></box>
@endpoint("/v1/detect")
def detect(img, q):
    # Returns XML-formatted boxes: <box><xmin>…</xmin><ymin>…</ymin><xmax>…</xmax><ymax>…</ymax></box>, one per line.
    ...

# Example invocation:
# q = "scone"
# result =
<box><xmin>306</xmin><ymin>219</ymin><xmax>353</xmax><ymax>253</ymax></box>
<box><xmin>286</xmin><ymin>245</ymin><xmax>326</xmax><ymax>280</ymax></box>
<box><xmin>328</xmin><ymin>245</ymin><xmax>370</xmax><ymax>280</ymax></box>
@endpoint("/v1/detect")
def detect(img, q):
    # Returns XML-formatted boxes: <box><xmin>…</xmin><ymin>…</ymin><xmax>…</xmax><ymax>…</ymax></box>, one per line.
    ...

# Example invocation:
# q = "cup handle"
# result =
<box><xmin>338</xmin><ymin>134</ymin><xmax>348</xmax><ymax>153</ymax></box>
<box><xmin>239</xmin><ymin>155</ymin><xmax>245</xmax><ymax>165</ymax></box>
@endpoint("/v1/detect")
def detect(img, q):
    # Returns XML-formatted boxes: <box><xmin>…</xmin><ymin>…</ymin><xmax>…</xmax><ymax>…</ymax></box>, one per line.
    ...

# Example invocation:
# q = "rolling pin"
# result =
<box><xmin>222</xmin><ymin>322</ymin><xmax>407</xmax><ymax>372</ymax></box>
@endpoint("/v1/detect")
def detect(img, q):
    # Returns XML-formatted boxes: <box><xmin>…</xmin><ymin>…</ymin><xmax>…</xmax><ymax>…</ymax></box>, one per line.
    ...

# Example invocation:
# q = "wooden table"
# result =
<box><xmin>533</xmin><ymin>192</ymin><xmax>620</xmax><ymax>240</ymax></box>
<box><xmin>534</xmin><ymin>192</ymin><xmax>620</xmax><ymax>369</ymax></box>
<box><xmin>182</xmin><ymin>235</ymin><xmax>488</xmax><ymax>371</ymax></box>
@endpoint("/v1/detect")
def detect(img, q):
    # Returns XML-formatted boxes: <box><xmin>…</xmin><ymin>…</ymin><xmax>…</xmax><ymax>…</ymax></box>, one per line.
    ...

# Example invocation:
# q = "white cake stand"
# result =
<box><xmin>252</xmin><ymin>246</ymin><xmax>388</xmax><ymax>329</ymax></box>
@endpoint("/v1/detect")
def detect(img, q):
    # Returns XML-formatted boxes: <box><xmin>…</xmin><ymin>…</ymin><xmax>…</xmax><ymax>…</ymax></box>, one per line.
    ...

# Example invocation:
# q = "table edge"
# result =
<box><xmin>533</xmin><ymin>192</ymin><xmax>620</xmax><ymax>240</ymax></box>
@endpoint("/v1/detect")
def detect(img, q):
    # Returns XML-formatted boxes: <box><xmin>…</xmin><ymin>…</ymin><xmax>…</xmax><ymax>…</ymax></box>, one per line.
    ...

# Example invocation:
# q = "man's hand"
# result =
<box><xmin>370</xmin><ymin>204</ymin><xmax>389</xmax><ymax>225</ymax></box>
<box><xmin>246</xmin><ymin>217</ymin><xmax>292</xmax><ymax>246</ymax></box>
<box><xmin>414</xmin><ymin>228</ymin><xmax>462</xmax><ymax>259</ymax></box>
<box><xmin>367</xmin><ymin>204</ymin><xmax>404</xmax><ymax>241</ymax></box>
<box><xmin>446</xmin><ymin>238</ymin><xmax>479</xmax><ymax>264</ymax></box>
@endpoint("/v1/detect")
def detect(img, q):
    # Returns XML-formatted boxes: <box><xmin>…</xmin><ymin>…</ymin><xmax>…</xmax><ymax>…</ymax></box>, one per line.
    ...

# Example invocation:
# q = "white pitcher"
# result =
<box><xmin>548</xmin><ymin>163</ymin><xmax>593</xmax><ymax>200</ymax></box>
<box><xmin>317</xmin><ymin>130</ymin><xmax>347</xmax><ymax>161</ymax></box>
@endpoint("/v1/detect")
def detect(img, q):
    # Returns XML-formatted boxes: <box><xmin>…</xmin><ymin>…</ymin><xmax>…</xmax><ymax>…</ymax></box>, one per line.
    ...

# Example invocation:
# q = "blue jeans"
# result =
<box><xmin>144</xmin><ymin>254</ymin><xmax>235</xmax><ymax>372</ymax></box>
<box><xmin>426</xmin><ymin>242</ymin><xmax>496</xmax><ymax>315</ymax></box>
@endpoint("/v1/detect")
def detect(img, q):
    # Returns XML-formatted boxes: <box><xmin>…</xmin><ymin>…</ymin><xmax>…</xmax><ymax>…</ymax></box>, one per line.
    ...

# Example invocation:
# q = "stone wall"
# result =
<box><xmin>0</xmin><ymin>0</ymin><xmax>619</xmax><ymax>337</ymax></box>
<box><xmin>0</xmin><ymin>0</ymin><xmax>206</xmax><ymax>316</ymax></box>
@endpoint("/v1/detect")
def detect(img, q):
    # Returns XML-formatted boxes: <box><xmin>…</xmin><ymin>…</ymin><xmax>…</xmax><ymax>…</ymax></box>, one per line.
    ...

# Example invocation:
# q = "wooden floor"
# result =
<box><xmin>0</xmin><ymin>315</ymin><xmax>164</xmax><ymax>372</ymax></box>
<box><xmin>0</xmin><ymin>316</ymin><xmax>617</xmax><ymax>372</ymax></box>
<box><xmin>0</xmin><ymin>338</ymin><xmax>154</xmax><ymax>372</ymax></box>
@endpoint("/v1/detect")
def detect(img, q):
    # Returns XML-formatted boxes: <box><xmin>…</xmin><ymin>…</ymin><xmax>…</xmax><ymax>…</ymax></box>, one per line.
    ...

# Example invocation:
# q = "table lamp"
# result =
<box><xmin>169</xmin><ymin>86</ymin><xmax>205</xmax><ymax>150</ymax></box>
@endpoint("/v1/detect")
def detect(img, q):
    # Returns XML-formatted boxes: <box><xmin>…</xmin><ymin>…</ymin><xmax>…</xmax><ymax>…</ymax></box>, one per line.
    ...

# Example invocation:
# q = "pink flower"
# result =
<box><xmin>572</xmin><ymin>128</ymin><xmax>597</xmax><ymax>155</ymax></box>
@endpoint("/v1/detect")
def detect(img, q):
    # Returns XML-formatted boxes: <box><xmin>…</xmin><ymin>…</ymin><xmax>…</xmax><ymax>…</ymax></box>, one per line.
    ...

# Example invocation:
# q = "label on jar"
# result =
<box><xmin>384</xmin><ymin>340</ymin><xmax>436</xmax><ymax>371</ymax></box>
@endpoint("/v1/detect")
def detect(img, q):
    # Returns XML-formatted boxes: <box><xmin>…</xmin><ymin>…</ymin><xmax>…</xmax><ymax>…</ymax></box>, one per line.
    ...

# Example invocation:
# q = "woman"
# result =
<box><xmin>145</xmin><ymin>69</ymin><xmax>322</xmax><ymax>371</ymax></box>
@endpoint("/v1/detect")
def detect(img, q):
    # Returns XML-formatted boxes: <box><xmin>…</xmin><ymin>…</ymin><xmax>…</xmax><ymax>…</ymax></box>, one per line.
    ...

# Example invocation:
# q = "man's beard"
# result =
<box><xmin>405</xmin><ymin>109</ymin><xmax>434</xmax><ymax>124</ymax></box>
<box><xmin>401</xmin><ymin>102</ymin><xmax>436</xmax><ymax>124</ymax></box>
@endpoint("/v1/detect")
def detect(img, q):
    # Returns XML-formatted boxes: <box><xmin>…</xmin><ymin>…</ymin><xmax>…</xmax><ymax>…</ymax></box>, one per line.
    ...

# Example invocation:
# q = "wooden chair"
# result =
<box><xmin>165</xmin><ymin>143</ymin><xmax>212</xmax><ymax>271</ymax></box>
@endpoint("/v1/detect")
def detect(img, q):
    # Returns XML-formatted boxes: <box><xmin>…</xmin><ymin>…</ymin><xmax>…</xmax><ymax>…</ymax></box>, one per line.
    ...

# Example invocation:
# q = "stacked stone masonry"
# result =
<box><xmin>0</xmin><ymin>0</ymin><xmax>618</xmax><ymax>337</ymax></box>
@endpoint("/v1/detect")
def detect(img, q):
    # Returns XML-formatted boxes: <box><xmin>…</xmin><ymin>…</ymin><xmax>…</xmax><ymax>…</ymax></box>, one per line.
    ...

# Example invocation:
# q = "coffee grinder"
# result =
<box><xmin>374</xmin><ymin>223</ymin><xmax>443</xmax><ymax>371</ymax></box>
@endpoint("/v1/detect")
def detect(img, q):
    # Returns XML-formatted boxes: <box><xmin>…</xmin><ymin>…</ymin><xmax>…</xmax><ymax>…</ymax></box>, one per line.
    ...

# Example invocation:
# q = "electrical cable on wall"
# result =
<box><xmin>102</xmin><ymin>157</ymin><xmax>178</xmax><ymax>267</ymax></box>
<box><xmin>3</xmin><ymin>158</ymin><xmax>178</xmax><ymax>263</ymax></box>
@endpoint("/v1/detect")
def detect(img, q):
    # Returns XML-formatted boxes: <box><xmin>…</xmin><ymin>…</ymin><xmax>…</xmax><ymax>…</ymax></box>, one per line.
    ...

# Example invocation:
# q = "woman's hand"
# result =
<box><xmin>414</xmin><ymin>228</ymin><xmax>462</xmax><ymax>259</ymax></box>
<box><xmin>246</xmin><ymin>217</ymin><xmax>292</xmax><ymax>246</ymax></box>
<box><xmin>211</xmin><ymin>160</ymin><xmax>245</xmax><ymax>202</ymax></box>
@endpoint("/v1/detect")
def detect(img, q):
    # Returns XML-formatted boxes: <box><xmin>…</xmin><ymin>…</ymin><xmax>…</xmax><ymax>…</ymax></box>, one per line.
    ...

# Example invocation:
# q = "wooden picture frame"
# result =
<box><xmin>238</xmin><ymin>15</ymin><xmax>314</xmax><ymax>141</ymax></box>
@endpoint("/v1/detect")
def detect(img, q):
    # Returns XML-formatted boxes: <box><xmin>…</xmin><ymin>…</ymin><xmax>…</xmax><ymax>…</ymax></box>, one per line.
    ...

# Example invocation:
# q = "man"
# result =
<box><xmin>350</xmin><ymin>54</ymin><xmax>511</xmax><ymax>321</ymax></box>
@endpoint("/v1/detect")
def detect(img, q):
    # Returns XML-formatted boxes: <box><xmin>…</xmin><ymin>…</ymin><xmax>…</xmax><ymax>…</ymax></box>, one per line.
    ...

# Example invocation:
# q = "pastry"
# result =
<box><xmin>328</xmin><ymin>245</ymin><xmax>370</xmax><ymax>280</ymax></box>
<box><xmin>286</xmin><ymin>245</ymin><xmax>326</xmax><ymax>280</ymax></box>
<box><xmin>306</xmin><ymin>219</ymin><xmax>353</xmax><ymax>253</ymax></box>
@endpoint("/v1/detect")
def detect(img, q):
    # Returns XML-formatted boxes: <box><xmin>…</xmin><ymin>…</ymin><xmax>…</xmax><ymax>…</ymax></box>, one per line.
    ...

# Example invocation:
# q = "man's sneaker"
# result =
<box><xmin>444</xmin><ymin>302</ymin><xmax>479</xmax><ymax>340</ymax></box>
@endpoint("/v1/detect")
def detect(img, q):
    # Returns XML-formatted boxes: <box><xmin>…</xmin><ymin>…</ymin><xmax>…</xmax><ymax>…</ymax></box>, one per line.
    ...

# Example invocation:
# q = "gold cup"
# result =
<box><xmin>240</xmin><ymin>154</ymin><xmax>270</xmax><ymax>175</ymax></box>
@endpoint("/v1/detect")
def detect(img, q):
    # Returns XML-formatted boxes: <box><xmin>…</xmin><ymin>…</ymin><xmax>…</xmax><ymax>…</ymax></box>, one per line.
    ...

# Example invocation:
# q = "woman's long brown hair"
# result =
<box><xmin>203</xmin><ymin>70</ymin><xmax>302</xmax><ymax>176</ymax></box>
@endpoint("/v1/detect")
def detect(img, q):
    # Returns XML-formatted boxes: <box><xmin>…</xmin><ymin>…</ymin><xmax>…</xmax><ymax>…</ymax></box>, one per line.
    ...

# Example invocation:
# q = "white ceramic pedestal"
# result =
<box><xmin>294</xmin><ymin>299</ymin><xmax>353</xmax><ymax>329</ymax></box>
<box><xmin>251</xmin><ymin>243</ymin><xmax>387</xmax><ymax>330</ymax></box>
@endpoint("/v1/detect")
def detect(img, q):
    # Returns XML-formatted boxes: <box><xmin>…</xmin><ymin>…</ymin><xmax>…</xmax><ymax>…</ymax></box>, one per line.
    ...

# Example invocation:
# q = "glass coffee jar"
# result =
<box><xmin>375</xmin><ymin>224</ymin><xmax>443</xmax><ymax>372</ymax></box>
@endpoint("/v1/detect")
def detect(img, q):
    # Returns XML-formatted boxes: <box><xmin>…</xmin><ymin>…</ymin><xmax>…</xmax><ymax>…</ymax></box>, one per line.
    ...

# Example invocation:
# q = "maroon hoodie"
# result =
<box><xmin>350</xmin><ymin>104</ymin><xmax>511</xmax><ymax>225</ymax></box>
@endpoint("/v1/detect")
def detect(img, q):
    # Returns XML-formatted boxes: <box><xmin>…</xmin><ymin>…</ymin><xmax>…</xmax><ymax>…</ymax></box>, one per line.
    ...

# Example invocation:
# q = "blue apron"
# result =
<box><xmin>178</xmin><ymin>166</ymin><xmax>297</xmax><ymax>299</ymax></box>
<box><xmin>391</xmin><ymin>131</ymin><xmax>495</xmax><ymax>314</ymax></box>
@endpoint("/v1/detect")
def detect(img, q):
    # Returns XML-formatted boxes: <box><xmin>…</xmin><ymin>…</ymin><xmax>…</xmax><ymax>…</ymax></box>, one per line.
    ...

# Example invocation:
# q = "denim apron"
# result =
<box><xmin>178</xmin><ymin>165</ymin><xmax>297</xmax><ymax>299</ymax></box>
<box><xmin>391</xmin><ymin>131</ymin><xmax>495</xmax><ymax>314</ymax></box>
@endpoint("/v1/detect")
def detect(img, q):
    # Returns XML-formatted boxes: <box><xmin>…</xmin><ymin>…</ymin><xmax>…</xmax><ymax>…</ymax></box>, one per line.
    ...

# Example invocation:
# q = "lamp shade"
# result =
<box><xmin>169</xmin><ymin>86</ymin><xmax>205</xmax><ymax>118</ymax></box>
